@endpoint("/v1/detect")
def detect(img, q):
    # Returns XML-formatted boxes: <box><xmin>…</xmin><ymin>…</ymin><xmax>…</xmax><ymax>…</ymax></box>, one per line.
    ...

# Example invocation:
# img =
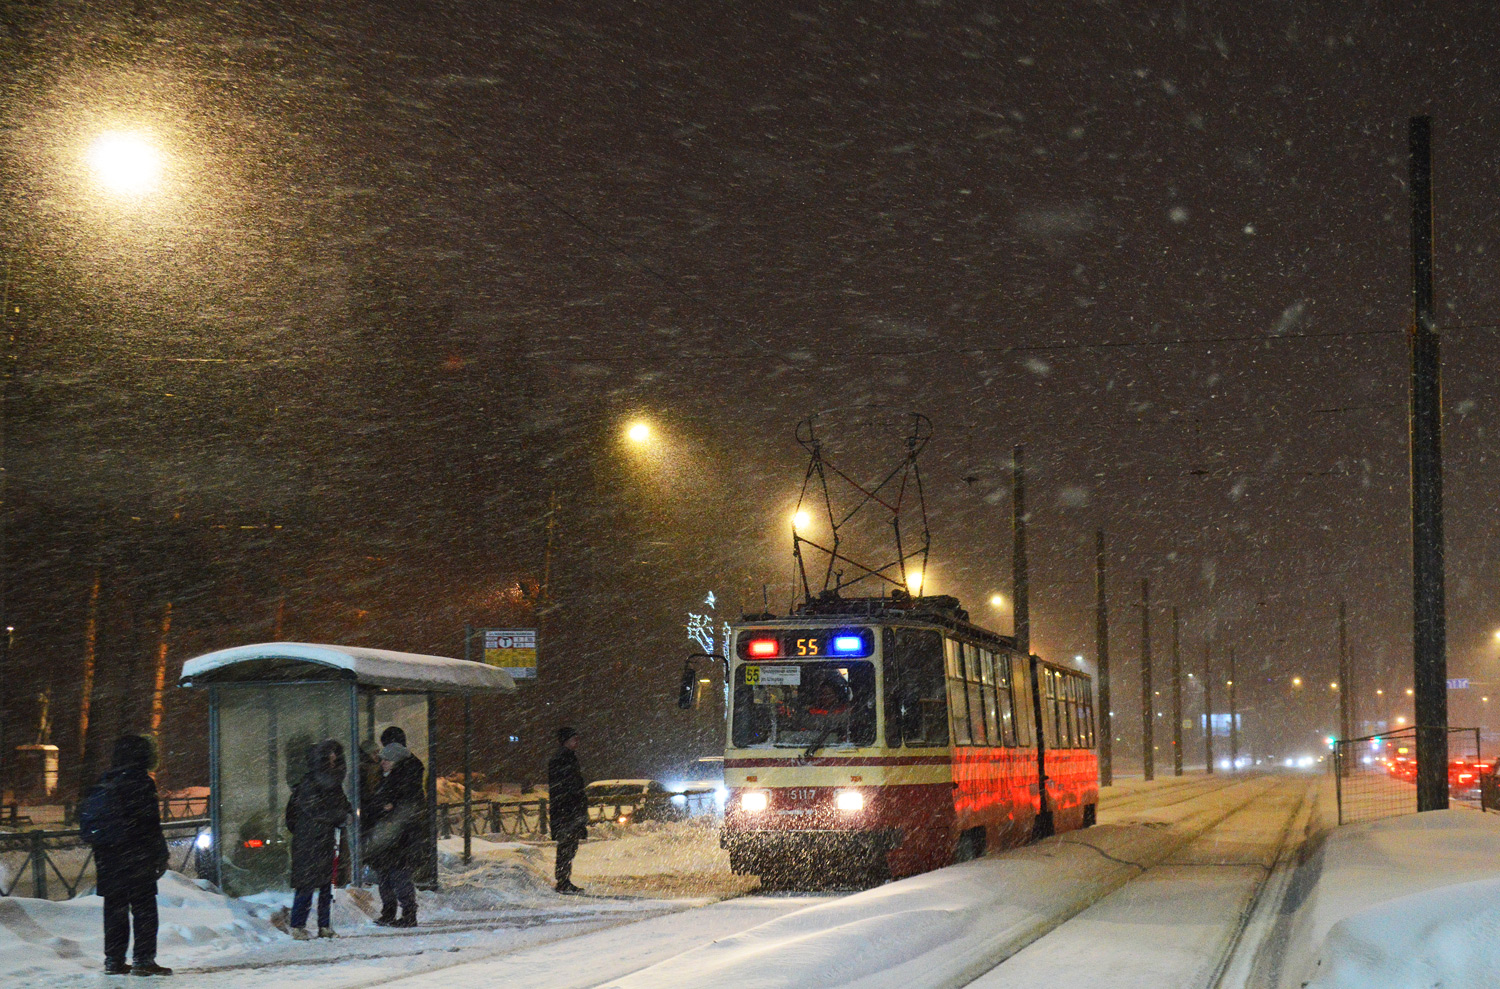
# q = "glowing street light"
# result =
<box><xmin>625</xmin><ymin>421</ymin><xmax>651</xmax><ymax>444</ymax></box>
<box><xmin>792</xmin><ymin>510</ymin><xmax>811</xmax><ymax>531</ymax></box>
<box><xmin>906</xmin><ymin>569</ymin><xmax>924</xmax><ymax>594</ymax></box>
<box><xmin>87</xmin><ymin>131</ymin><xmax>163</xmax><ymax>196</ymax></box>
<box><xmin>989</xmin><ymin>593</ymin><xmax>1007</xmax><ymax>608</ymax></box>
<box><xmin>1291</xmin><ymin>677</ymin><xmax>1303</xmax><ymax>688</ymax></box>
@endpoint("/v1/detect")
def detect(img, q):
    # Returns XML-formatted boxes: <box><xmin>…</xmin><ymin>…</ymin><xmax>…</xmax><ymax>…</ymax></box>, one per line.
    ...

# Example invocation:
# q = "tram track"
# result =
<box><xmin>964</xmin><ymin>775</ymin><xmax>1317</xmax><ymax>989</ymax></box>
<box><xmin>1098</xmin><ymin>774</ymin><xmax>1246</xmax><ymax>816</ymax></box>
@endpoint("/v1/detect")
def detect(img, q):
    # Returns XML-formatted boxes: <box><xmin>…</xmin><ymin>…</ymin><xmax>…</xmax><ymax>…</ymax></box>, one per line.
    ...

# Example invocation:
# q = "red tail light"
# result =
<box><xmin>243</xmin><ymin>839</ymin><xmax>265</xmax><ymax>848</ymax></box>
<box><xmin>747</xmin><ymin>639</ymin><xmax>779</xmax><ymax>658</ymax></box>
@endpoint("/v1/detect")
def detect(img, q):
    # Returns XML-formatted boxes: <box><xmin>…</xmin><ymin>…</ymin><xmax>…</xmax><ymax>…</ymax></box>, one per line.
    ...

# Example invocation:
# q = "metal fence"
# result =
<box><xmin>434</xmin><ymin>791</ymin><xmax>721</xmax><ymax>841</ymax></box>
<box><xmin>436</xmin><ymin>798</ymin><xmax>549</xmax><ymax>840</ymax></box>
<box><xmin>0</xmin><ymin>818</ymin><xmax>210</xmax><ymax>901</ymax></box>
<box><xmin>1333</xmin><ymin>726</ymin><xmax>1486</xmax><ymax>825</ymax></box>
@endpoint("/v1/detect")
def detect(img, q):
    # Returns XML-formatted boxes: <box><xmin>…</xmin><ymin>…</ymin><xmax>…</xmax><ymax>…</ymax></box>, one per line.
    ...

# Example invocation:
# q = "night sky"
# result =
<box><xmin>4</xmin><ymin>1</ymin><xmax>1500</xmax><ymax>787</ymax></box>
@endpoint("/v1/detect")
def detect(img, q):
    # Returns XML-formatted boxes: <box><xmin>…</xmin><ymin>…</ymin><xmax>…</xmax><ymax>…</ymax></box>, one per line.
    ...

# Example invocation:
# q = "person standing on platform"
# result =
<box><xmin>84</xmin><ymin>735</ymin><xmax>172</xmax><ymax>977</ymax></box>
<box><xmin>364</xmin><ymin>739</ymin><xmax>425</xmax><ymax>927</ymax></box>
<box><xmin>547</xmin><ymin>727</ymin><xmax>588</xmax><ymax>894</ymax></box>
<box><xmin>285</xmin><ymin>739</ymin><xmax>351</xmax><ymax>940</ymax></box>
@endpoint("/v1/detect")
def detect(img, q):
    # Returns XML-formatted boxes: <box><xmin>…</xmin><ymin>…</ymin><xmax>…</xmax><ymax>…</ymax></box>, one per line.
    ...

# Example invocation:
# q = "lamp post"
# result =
<box><xmin>1</xmin><ymin>130</ymin><xmax>168</xmax><ymax>795</ymax></box>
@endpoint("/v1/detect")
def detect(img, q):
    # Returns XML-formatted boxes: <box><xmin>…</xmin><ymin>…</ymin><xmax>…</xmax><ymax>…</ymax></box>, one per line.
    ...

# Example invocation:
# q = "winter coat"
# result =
<box><xmin>547</xmin><ymin>747</ymin><xmax>588</xmax><ymax>842</ymax></box>
<box><xmin>286</xmin><ymin>741</ymin><xmax>352</xmax><ymax>890</ymax></box>
<box><xmin>93</xmin><ymin>738</ymin><xmax>169</xmax><ymax>898</ymax></box>
<box><xmin>363</xmin><ymin>753</ymin><xmax>425</xmax><ymax>871</ymax></box>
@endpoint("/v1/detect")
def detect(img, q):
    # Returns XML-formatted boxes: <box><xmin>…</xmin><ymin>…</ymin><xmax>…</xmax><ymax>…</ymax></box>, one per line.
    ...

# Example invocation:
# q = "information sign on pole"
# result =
<box><xmin>1447</xmin><ymin>678</ymin><xmax>1469</xmax><ymax>690</ymax></box>
<box><xmin>482</xmin><ymin>629</ymin><xmax>537</xmax><ymax>680</ymax></box>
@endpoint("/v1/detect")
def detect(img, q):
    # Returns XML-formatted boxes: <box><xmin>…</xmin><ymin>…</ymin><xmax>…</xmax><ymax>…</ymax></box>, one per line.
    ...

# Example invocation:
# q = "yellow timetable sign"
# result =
<box><xmin>483</xmin><ymin>629</ymin><xmax>537</xmax><ymax>679</ymax></box>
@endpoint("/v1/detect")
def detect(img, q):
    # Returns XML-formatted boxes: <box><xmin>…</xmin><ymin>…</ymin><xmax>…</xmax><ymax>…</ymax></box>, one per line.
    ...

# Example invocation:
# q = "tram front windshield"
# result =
<box><xmin>732</xmin><ymin>662</ymin><xmax>876</xmax><ymax>749</ymax></box>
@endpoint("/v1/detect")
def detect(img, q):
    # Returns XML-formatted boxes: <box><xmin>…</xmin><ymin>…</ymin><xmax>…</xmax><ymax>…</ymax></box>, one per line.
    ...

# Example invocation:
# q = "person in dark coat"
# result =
<box><xmin>364</xmin><ymin>741</ymin><xmax>425</xmax><ymax>926</ymax></box>
<box><xmin>285</xmin><ymin>739</ymin><xmax>351</xmax><ymax>940</ymax></box>
<box><xmin>547</xmin><ymin>727</ymin><xmax>588</xmax><ymax>894</ymax></box>
<box><xmin>94</xmin><ymin>734</ymin><xmax>172</xmax><ymax>977</ymax></box>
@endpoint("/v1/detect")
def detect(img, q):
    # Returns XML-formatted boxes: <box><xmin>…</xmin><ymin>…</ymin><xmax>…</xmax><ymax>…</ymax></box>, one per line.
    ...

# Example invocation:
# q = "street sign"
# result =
<box><xmin>1447</xmin><ymin>678</ymin><xmax>1470</xmax><ymax>690</ymax></box>
<box><xmin>483</xmin><ymin>628</ymin><xmax>537</xmax><ymax>680</ymax></box>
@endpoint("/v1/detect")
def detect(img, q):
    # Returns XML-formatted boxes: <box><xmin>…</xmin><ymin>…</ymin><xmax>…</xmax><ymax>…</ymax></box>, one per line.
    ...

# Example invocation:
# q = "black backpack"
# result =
<box><xmin>78</xmin><ymin>778</ymin><xmax>122</xmax><ymax>847</ymax></box>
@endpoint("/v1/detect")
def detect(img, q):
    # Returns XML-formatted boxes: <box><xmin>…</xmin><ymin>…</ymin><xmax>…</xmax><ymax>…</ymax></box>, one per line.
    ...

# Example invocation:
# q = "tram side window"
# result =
<box><xmin>994</xmin><ymin>652</ymin><xmax>1016</xmax><ymax>747</ymax></box>
<box><xmin>980</xmin><ymin>651</ymin><xmax>1004</xmax><ymax>746</ymax></box>
<box><xmin>1073</xmin><ymin>674</ymin><xmax>1096</xmax><ymax>748</ymax></box>
<box><xmin>1041</xmin><ymin>668</ymin><xmax>1060</xmax><ymax>749</ymax></box>
<box><xmin>964</xmin><ymin>645</ymin><xmax>988</xmax><ymax>746</ymax></box>
<box><xmin>1059</xmin><ymin>674</ymin><xmax>1077</xmax><ymax>748</ymax></box>
<box><xmin>883</xmin><ymin>629</ymin><xmax>949</xmax><ymax>747</ymax></box>
<box><xmin>946</xmin><ymin>639</ymin><xmax>971</xmax><ymax>745</ymax></box>
<box><xmin>1009</xmin><ymin>654</ymin><xmax>1034</xmax><ymax>747</ymax></box>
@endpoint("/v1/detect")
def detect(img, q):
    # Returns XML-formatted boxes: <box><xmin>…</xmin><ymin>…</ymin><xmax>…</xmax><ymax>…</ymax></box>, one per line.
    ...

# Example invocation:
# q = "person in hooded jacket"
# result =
<box><xmin>547</xmin><ymin>727</ymin><xmax>588</xmax><ymax>894</ymax></box>
<box><xmin>285</xmin><ymin>739</ymin><xmax>352</xmax><ymax>940</ymax></box>
<box><xmin>94</xmin><ymin>734</ymin><xmax>172</xmax><ymax>977</ymax></box>
<box><xmin>364</xmin><ymin>740</ymin><xmax>425</xmax><ymax>926</ymax></box>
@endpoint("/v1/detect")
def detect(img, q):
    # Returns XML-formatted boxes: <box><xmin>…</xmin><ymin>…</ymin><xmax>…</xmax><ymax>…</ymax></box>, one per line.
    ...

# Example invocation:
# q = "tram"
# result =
<box><xmin>718</xmin><ymin>591</ymin><xmax>1098</xmax><ymax>885</ymax></box>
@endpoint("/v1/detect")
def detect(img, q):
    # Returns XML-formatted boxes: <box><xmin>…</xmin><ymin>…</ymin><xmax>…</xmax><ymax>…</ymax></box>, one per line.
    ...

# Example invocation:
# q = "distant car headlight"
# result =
<box><xmin>740</xmin><ymin>791</ymin><xmax>768</xmax><ymax>813</ymax></box>
<box><xmin>670</xmin><ymin>794</ymin><xmax>687</xmax><ymax>806</ymax></box>
<box><xmin>835</xmin><ymin>790</ymin><xmax>864</xmax><ymax>812</ymax></box>
<box><xmin>195</xmin><ymin>832</ymin><xmax>212</xmax><ymax>851</ymax></box>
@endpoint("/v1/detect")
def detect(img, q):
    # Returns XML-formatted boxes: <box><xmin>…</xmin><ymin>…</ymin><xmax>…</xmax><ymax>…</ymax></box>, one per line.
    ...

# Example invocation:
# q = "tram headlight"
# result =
<box><xmin>835</xmin><ymin>790</ymin><xmax>864</xmax><ymax>812</ymax></box>
<box><xmin>740</xmin><ymin>791</ymin><xmax>769</xmax><ymax>813</ymax></box>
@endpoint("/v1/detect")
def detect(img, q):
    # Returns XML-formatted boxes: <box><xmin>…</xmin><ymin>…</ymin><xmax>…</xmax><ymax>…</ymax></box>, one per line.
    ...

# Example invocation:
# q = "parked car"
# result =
<box><xmin>585</xmin><ymin>779</ymin><xmax>687</xmax><ymax>824</ymax></box>
<box><xmin>665</xmin><ymin>756</ymin><xmax>727</xmax><ymax>814</ymax></box>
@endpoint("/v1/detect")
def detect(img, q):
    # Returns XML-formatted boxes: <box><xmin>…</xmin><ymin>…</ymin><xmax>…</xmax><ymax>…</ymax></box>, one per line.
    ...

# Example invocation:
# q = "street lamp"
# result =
<box><xmin>792</xmin><ymin>510</ymin><xmax>811</xmax><ymax>532</ymax></box>
<box><xmin>86</xmin><ymin>132</ymin><xmax>163</xmax><ymax>197</ymax></box>
<box><xmin>625</xmin><ymin>421</ymin><xmax>651</xmax><ymax>444</ymax></box>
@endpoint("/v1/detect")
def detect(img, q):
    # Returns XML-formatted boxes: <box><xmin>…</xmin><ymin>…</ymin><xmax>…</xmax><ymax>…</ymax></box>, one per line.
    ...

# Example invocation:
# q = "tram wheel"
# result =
<box><xmin>951</xmin><ymin>827</ymin><xmax>986</xmax><ymax>864</ymax></box>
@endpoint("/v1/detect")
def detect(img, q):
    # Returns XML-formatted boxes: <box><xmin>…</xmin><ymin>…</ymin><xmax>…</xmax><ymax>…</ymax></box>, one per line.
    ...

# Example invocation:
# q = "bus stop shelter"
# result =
<box><xmin>178</xmin><ymin>642</ymin><xmax>515</xmax><ymax>897</ymax></box>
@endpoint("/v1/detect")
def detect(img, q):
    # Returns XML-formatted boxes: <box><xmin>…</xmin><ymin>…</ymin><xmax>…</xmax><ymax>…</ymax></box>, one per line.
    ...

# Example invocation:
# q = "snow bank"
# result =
<box><xmin>1282</xmin><ymin>808</ymin><xmax>1500</xmax><ymax>989</ymax></box>
<box><xmin>0</xmin><ymin>871</ymin><xmax>283</xmax><ymax>980</ymax></box>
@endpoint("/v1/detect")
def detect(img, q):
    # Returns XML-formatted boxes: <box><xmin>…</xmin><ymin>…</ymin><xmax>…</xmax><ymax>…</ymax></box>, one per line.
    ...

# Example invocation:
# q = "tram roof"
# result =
<box><xmin>178</xmin><ymin>642</ymin><xmax>516</xmax><ymax>694</ymax></box>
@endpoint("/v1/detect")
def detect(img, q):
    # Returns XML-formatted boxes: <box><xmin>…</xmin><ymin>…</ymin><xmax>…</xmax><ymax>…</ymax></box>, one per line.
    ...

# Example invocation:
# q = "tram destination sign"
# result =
<box><xmin>483</xmin><ymin>628</ymin><xmax>537</xmax><ymax>680</ymax></box>
<box><xmin>736</xmin><ymin>626</ymin><xmax>875</xmax><ymax>661</ymax></box>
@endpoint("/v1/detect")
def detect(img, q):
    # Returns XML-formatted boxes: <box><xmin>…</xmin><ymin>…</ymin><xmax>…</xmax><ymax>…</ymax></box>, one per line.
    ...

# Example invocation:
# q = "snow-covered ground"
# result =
<box><xmin>7</xmin><ymin>774</ymin><xmax>1500</xmax><ymax>987</ymax></box>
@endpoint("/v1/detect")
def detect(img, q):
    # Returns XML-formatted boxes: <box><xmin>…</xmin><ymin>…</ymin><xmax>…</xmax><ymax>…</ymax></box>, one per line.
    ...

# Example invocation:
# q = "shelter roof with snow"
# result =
<box><xmin>178</xmin><ymin>642</ymin><xmax>516</xmax><ymax>693</ymax></box>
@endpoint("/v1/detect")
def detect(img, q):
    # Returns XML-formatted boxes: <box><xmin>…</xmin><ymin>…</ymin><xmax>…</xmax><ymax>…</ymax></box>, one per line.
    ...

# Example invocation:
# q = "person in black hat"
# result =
<box><xmin>90</xmin><ymin>735</ymin><xmax>172</xmax><ymax>976</ymax></box>
<box><xmin>546</xmin><ymin>727</ymin><xmax>588</xmax><ymax>894</ymax></box>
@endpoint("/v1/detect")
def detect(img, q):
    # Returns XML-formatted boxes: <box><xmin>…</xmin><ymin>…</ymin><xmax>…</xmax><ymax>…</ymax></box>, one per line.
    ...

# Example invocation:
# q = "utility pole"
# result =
<box><xmin>1203</xmin><ymin>641</ymin><xmax>1214</xmax><ymax>774</ymax></box>
<box><xmin>1096</xmin><ymin>530</ymin><xmax>1111</xmax><ymax>786</ymax></box>
<box><xmin>1012</xmin><ymin>446</ymin><xmax>1029</xmax><ymax>656</ymax></box>
<box><xmin>1140</xmin><ymin>578</ymin><xmax>1153</xmax><ymax>781</ymax></box>
<box><xmin>1171</xmin><ymin>607</ymin><xmax>1183</xmax><ymax>776</ymax></box>
<box><xmin>1229</xmin><ymin>645</ymin><xmax>1239</xmax><ymax>771</ymax></box>
<box><xmin>1408</xmin><ymin>115</ymin><xmax>1448</xmax><ymax>813</ymax></box>
<box><xmin>1338</xmin><ymin>600</ymin><xmax>1352</xmax><ymax>760</ymax></box>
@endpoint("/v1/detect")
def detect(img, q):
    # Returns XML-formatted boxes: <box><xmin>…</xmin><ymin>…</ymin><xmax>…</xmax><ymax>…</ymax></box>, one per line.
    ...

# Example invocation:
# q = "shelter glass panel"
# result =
<box><xmin>215</xmin><ymin>681</ymin><xmax>352</xmax><ymax>897</ymax></box>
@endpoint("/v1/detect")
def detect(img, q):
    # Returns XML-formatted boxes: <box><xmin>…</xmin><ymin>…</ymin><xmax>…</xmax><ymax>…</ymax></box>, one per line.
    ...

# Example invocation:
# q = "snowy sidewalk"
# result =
<box><xmin>1261</xmin><ymin>803</ymin><xmax>1500</xmax><ymax>988</ymax></box>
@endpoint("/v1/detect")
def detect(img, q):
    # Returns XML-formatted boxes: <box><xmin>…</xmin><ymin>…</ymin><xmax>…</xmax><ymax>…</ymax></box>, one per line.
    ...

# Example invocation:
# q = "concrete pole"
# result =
<box><xmin>1229</xmin><ymin>646</ymin><xmax>1239</xmax><ymax>771</ymax></box>
<box><xmin>1408</xmin><ymin>115</ymin><xmax>1449</xmax><ymax>812</ymax></box>
<box><xmin>1140</xmin><ymin>578</ymin><xmax>1153</xmax><ymax>781</ymax></box>
<box><xmin>1172</xmin><ymin>607</ymin><xmax>1183</xmax><ymax>776</ymax></box>
<box><xmin>1203</xmin><ymin>642</ymin><xmax>1214</xmax><ymax>774</ymax></box>
<box><xmin>1096</xmin><ymin>530</ymin><xmax>1112</xmax><ymax>786</ymax></box>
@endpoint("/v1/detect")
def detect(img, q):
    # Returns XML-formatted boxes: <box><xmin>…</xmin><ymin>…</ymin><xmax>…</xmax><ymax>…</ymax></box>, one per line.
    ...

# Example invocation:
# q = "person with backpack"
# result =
<box><xmin>285</xmin><ymin>739</ymin><xmax>351</xmax><ymax>940</ymax></box>
<box><xmin>83</xmin><ymin>734</ymin><xmax>171</xmax><ymax>977</ymax></box>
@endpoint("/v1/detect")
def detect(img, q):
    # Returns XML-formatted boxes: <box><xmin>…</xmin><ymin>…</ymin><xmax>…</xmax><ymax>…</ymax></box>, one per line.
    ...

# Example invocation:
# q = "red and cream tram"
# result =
<box><xmin>720</xmin><ymin>592</ymin><xmax>1098</xmax><ymax>885</ymax></box>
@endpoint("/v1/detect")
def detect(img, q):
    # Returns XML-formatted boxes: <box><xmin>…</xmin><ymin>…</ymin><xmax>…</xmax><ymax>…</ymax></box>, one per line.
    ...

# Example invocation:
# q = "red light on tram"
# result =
<box><xmin>243</xmin><ymin>839</ymin><xmax>265</xmax><ymax>848</ymax></box>
<box><xmin>747</xmin><ymin>639</ymin><xmax>779</xmax><ymax>658</ymax></box>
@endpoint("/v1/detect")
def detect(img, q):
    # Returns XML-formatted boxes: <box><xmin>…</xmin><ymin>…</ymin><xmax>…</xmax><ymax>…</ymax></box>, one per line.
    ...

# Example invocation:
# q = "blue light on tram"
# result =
<box><xmin>832</xmin><ymin>635</ymin><xmax>864</xmax><ymax>655</ymax></box>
